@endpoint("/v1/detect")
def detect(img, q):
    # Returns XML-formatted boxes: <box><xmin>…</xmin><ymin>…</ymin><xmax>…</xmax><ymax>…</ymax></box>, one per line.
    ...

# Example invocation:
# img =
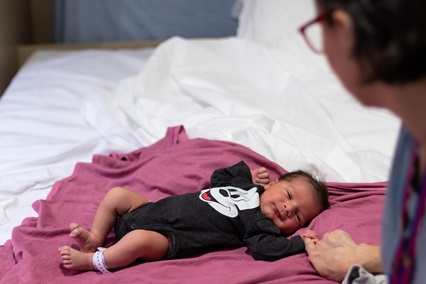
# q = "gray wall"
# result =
<box><xmin>55</xmin><ymin>0</ymin><xmax>238</xmax><ymax>43</ymax></box>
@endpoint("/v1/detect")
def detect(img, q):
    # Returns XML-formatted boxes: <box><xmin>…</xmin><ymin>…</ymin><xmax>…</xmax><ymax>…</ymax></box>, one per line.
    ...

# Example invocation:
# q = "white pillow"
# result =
<box><xmin>237</xmin><ymin>0</ymin><xmax>316</xmax><ymax>49</ymax></box>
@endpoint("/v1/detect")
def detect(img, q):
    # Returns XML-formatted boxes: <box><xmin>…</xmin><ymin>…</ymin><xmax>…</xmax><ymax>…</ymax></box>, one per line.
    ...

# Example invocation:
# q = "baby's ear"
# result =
<box><xmin>264</xmin><ymin>179</ymin><xmax>279</xmax><ymax>189</ymax></box>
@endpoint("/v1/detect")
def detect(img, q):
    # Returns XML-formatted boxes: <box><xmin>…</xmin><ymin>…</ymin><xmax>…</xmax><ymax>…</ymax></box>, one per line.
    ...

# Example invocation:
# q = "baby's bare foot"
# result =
<box><xmin>58</xmin><ymin>246</ymin><xmax>94</xmax><ymax>271</ymax></box>
<box><xmin>69</xmin><ymin>223</ymin><xmax>102</xmax><ymax>252</ymax></box>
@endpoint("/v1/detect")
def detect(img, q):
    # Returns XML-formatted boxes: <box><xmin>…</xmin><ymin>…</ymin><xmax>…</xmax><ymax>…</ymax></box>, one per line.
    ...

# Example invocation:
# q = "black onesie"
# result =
<box><xmin>114</xmin><ymin>161</ymin><xmax>305</xmax><ymax>261</ymax></box>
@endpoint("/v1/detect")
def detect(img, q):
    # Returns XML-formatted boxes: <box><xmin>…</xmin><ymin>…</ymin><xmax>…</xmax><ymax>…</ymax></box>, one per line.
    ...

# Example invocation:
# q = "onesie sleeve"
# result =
<box><xmin>243</xmin><ymin>219</ymin><xmax>306</xmax><ymax>261</ymax></box>
<box><xmin>210</xmin><ymin>160</ymin><xmax>253</xmax><ymax>187</ymax></box>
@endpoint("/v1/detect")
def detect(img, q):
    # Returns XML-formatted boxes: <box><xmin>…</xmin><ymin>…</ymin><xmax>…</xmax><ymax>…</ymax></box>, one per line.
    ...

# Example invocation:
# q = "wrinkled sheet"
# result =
<box><xmin>82</xmin><ymin>36</ymin><xmax>400</xmax><ymax>183</ymax></box>
<box><xmin>0</xmin><ymin>126</ymin><xmax>386</xmax><ymax>283</ymax></box>
<box><xmin>0</xmin><ymin>36</ymin><xmax>400</xmax><ymax>245</ymax></box>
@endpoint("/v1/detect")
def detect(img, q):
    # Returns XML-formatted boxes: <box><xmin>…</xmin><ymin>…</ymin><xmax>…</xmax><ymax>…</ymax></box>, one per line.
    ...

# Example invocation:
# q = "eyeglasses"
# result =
<box><xmin>299</xmin><ymin>12</ymin><xmax>330</xmax><ymax>54</ymax></box>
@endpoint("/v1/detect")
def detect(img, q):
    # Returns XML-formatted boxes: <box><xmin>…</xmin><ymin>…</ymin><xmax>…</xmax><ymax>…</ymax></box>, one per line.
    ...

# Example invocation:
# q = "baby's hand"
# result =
<box><xmin>250</xmin><ymin>167</ymin><xmax>270</xmax><ymax>186</ymax></box>
<box><xmin>301</xmin><ymin>229</ymin><xmax>318</xmax><ymax>242</ymax></box>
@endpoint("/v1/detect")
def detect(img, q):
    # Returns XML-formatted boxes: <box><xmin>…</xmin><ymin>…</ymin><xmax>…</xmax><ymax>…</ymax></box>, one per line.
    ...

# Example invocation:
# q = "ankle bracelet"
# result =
<box><xmin>92</xmin><ymin>248</ymin><xmax>110</xmax><ymax>274</ymax></box>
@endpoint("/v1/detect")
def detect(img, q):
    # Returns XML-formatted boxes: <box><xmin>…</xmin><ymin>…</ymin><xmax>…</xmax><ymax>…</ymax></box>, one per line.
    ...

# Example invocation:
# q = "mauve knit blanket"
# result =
<box><xmin>0</xmin><ymin>126</ymin><xmax>385</xmax><ymax>283</ymax></box>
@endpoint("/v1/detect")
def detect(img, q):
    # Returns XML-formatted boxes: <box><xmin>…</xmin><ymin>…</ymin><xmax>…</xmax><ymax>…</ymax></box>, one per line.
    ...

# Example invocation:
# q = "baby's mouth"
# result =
<box><xmin>273</xmin><ymin>204</ymin><xmax>282</xmax><ymax>218</ymax></box>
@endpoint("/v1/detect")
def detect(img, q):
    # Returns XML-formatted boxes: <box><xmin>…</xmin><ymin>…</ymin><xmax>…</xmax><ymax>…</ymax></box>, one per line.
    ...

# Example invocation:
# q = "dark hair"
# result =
<box><xmin>316</xmin><ymin>0</ymin><xmax>426</xmax><ymax>84</ymax></box>
<box><xmin>279</xmin><ymin>170</ymin><xmax>330</xmax><ymax>212</ymax></box>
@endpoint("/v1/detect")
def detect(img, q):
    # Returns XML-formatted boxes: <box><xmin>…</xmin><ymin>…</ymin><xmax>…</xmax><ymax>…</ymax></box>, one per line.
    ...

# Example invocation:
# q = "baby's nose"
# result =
<box><xmin>284</xmin><ymin>203</ymin><xmax>295</xmax><ymax>216</ymax></box>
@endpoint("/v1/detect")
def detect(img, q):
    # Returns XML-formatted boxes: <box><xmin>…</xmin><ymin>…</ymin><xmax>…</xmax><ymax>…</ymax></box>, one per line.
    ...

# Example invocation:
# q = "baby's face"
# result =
<box><xmin>259</xmin><ymin>176</ymin><xmax>322</xmax><ymax>235</ymax></box>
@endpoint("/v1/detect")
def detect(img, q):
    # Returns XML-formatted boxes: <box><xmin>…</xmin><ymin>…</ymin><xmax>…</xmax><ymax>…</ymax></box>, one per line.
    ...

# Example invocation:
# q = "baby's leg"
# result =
<box><xmin>69</xmin><ymin>187</ymin><xmax>149</xmax><ymax>252</ymax></box>
<box><xmin>59</xmin><ymin>229</ymin><xmax>169</xmax><ymax>271</ymax></box>
<box><xmin>104</xmin><ymin>230</ymin><xmax>169</xmax><ymax>268</ymax></box>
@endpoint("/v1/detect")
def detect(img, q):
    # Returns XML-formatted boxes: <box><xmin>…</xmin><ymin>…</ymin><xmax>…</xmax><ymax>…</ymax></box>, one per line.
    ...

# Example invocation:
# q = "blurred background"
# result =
<box><xmin>0</xmin><ymin>0</ymin><xmax>239</xmax><ymax>95</ymax></box>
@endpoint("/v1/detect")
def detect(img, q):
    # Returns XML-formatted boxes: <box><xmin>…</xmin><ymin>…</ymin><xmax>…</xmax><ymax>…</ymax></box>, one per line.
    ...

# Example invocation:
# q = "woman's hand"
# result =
<box><xmin>304</xmin><ymin>229</ymin><xmax>382</xmax><ymax>282</ymax></box>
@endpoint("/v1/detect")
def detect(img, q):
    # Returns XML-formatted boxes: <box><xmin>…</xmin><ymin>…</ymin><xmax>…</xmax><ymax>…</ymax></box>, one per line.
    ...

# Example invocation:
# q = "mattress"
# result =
<box><xmin>0</xmin><ymin>47</ymin><xmax>156</xmax><ymax>244</ymax></box>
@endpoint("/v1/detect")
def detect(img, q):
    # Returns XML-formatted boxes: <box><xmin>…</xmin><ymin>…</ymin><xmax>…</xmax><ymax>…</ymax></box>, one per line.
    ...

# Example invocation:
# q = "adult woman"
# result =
<box><xmin>299</xmin><ymin>0</ymin><xmax>426</xmax><ymax>283</ymax></box>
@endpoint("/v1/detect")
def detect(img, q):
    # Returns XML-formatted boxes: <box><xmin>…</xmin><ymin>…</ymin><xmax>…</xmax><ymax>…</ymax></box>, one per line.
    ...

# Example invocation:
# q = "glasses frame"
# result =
<box><xmin>299</xmin><ymin>11</ymin><xmax>331</xmax><ymax>54</ymax></box>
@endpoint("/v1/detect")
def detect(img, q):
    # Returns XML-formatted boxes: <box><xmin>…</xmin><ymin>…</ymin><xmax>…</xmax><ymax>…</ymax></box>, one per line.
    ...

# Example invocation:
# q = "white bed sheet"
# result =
<box><xmin>0</xmin><ymin>48</ymin><xmax>155</xmax><ymax>244</ymax></box>
<box><xmin>83</xmin><ymin>36</ymin><xmax>400</xmax><ymax>181</ymax></box>
<box><xmin>0</xmin><ymin>36</ymin><xmax>400</xmax><ymax>245</ymax></box>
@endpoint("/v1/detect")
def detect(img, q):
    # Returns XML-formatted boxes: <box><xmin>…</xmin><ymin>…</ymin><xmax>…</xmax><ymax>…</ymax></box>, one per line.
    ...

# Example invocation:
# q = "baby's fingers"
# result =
<box><xmin>304</xmin><ymin>238</ymin><xmax>317</xmax><ymax>253</ymax></box>
<box><xmin>256</xmin><ymin>167</ymin><xmax>268</xmax><ymax>177</ymax></box>
<box><xmin>302</xmin><ymin>229</ymin><xmax>317</xmax><ymax>239</ymax></box>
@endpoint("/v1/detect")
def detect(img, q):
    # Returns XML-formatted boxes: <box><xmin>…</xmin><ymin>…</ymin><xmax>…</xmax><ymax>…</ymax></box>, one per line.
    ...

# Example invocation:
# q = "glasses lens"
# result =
<box><xmin>305</xmin><ymin>23</ymin><xmax>323</xmax><ymax>53</ymax></box>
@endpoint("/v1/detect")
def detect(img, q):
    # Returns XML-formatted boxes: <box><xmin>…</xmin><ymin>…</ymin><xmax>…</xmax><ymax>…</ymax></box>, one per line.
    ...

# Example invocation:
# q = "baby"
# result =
<box><xmin>59</xmin><ymin>160</ymin><xmax>329</xmax><ymax>273</ymax></box>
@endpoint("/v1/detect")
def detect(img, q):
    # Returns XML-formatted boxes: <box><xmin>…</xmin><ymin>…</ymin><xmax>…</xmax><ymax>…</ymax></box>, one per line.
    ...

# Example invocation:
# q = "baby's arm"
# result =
<box><xmin>250</xmin><ymin>167</ymin><xmax>270</xmax><ymax>186</ymax></box>
<box><xmin>245</xmin><ymin>232</ymin><xmax>305</xmax><ymax>261</ymax></box>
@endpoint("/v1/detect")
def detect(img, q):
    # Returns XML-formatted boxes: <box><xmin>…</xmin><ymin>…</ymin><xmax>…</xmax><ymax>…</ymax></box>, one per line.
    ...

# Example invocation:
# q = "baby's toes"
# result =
<box><xmin>69</xmin><ymin>223</ymin><xmax>79</xmax><ymax>229</ymax></box>
<box><xmin>59</xmin><ymin>246</ymin><xmax>71</xmax><ymax>255</ymax></box>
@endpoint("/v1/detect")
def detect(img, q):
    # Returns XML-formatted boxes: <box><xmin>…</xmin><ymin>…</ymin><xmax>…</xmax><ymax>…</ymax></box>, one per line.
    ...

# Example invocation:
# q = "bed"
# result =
<box><xmin>0</xmin><ymin>0</ymin><xmax>400</xmax><ymax>283</ymax></box>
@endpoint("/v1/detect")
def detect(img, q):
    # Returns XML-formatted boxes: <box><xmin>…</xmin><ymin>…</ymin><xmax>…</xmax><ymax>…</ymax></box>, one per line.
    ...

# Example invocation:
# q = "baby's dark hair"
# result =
<box><xmin>278</xmin><ymin>170</ymin><xmax>330</xmax><ymax>212</ymax></box>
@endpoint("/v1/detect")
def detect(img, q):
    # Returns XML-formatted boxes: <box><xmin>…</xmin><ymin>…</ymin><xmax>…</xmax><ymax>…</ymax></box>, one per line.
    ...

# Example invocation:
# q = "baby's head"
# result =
<box><xmin>259</xmin><ymin>170</ymin><xmax>329</xmax><ymax>235</ymax></box>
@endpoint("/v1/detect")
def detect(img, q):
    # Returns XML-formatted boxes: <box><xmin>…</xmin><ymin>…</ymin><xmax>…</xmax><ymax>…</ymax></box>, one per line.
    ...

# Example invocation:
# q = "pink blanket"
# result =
<box><xmin>0</xmin><ymin>126</ymin><xmax>385</xmax><ymax>283</ymax></box>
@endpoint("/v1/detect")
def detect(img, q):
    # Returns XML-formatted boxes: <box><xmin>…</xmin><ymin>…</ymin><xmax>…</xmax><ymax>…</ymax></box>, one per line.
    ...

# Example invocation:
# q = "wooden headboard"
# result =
<box><xmin>17</xmin><ymin>40</ymin><xmax>162</xmax><ymax>68</ymax></box>
<box><xmin>0</xmin><ymin>0</ymin><xmax>53</xmax><ymax>96</ymax></box>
